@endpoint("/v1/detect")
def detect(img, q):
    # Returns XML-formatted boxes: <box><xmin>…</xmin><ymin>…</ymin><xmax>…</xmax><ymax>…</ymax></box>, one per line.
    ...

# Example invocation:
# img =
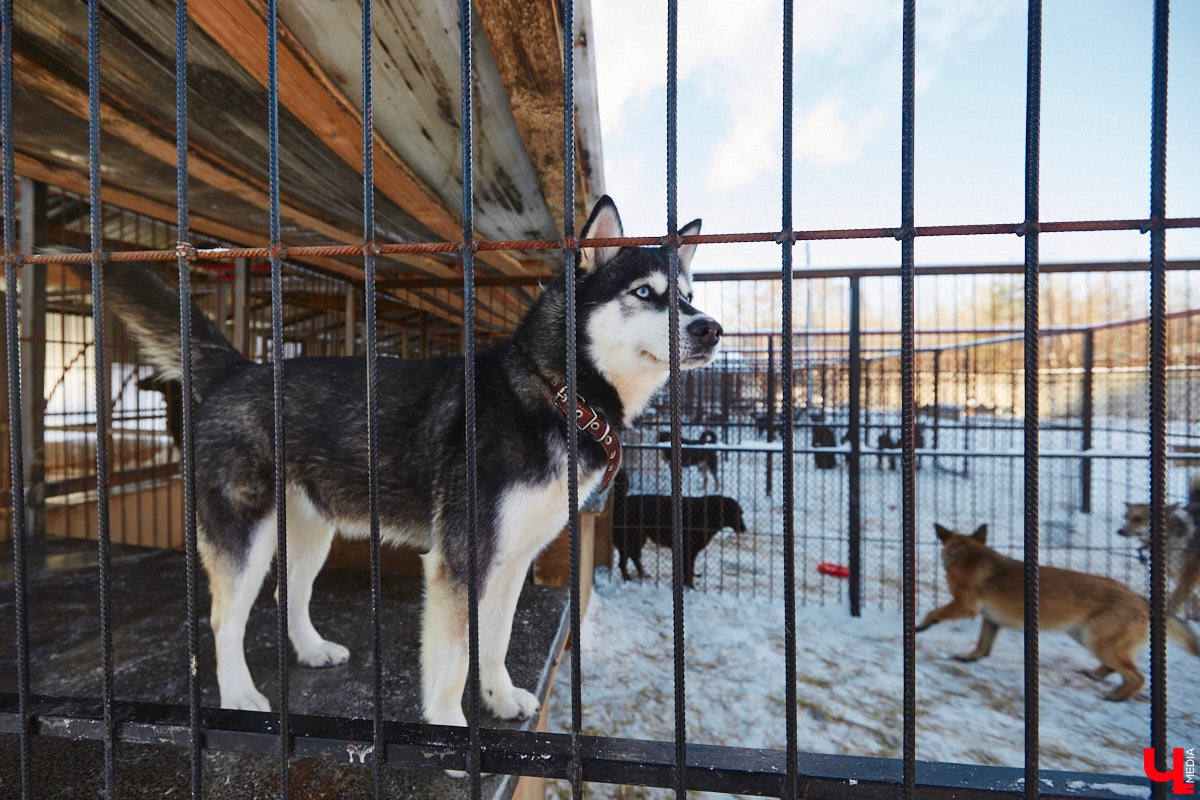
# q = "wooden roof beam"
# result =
<box><xmin>188</xmin><ymin>0</ymin><xmax>534</xmax><ymax>280</ymax></box>
<box><xmin>474</xmin><ymin>0</ymin><xmax>601</xmax><ymax>230</ymax></box>
<box><xmin>13</xmin><ymin>152</ymin><xmax>516</xmax><ymax>332</ymax></box>
<box><xmin>11</xmin><ymin>50</ymin><xmax>465</xmax><ymax>285</ymax></box>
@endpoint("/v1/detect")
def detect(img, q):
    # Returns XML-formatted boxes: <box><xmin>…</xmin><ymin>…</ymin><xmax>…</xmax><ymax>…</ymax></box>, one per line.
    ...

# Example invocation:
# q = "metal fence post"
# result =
<box><xmin>932</xmin><ymin>348</ymin><xmax>941</xmax><ymax>457</ymax></box>
<box><xmin>766</xmin><ymin>333</ymin><xmax>775</xmax><ymax>495</ymax></box>
<box><xmin>848</xmin><ymin>276</ymin><xmax>862</xmax><ymax>617</ymax></box>
<box><xmin>1081</xmin><ymin>330</ymin><xmax>1094</xmax><ymax>512</ymax></box>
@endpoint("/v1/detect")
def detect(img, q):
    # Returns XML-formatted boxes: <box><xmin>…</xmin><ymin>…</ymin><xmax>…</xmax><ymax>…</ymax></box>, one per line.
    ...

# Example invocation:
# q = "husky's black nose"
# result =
<box><xmin>688</xmin><ymin>317</ymin><xmax>723</xmax><ymax>348</ymax></box>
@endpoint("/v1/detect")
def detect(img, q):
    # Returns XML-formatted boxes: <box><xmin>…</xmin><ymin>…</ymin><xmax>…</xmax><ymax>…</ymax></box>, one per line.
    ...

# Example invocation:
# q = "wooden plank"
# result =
<box><xmin>476</xmin><ymin>0</ymin><xmax>597</xmax><ymax>231</ymax></box>
<box><xmin>16</xmin><ymin>0</ymin><xmax>442</xmax><ymax>245</ymax></box>
<box><xmin>18</xmin><ymin>177</ymin><xmax>47</xmax><ymax>538</ymax></box>
<box><xmin>12</xmin><ymin>50</ymin><xmax>370</xmax><ymax>258</ymax></box>
<box><xmin>190</xmin><ymin>0</ymin><xmax>538</xmax><ymax>279</ymax></box>
<box><xmin>14</xmin><ymin>152</ymin><xmax>517</xmax><ymax>331</ymax></box>
<box><xmin>534</xmin><ymin>512</ymin><xmax>596</xmax><ymax>616</ymax></box>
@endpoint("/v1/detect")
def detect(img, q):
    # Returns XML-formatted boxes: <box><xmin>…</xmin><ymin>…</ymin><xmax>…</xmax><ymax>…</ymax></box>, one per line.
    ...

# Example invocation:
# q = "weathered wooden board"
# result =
<box><xmin>7</xmin><ymin>0</ymin><xmax>604</xmax><ymax>328</ymax></box>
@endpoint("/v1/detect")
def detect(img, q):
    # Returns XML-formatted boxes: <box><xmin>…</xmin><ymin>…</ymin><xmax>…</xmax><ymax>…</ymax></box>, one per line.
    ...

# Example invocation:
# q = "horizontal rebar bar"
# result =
<box><xmin>0</xmin><ymin>694</ymin><xmax>1154</xmax><ymax>800</ymax></box>
<box><xmin>10</xmin><ymin>221</ymin><xmax>1200</xmax><ymax>267</ymax></box>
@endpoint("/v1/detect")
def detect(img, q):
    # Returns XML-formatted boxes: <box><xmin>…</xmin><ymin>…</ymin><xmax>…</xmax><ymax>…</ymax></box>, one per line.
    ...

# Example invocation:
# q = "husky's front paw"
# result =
<box><xmin>223</xmin><ymin>686</ymin><xmax>272</xmax><ymax>713</ymax></box>
<box><xmin>485</xmin><ymin>686</ymin><xmax>539</xmax><ymax>721</ymax></box>
<box><xmin>297</xmin><ymin>639</ymin><xmax>350</xmax><ymax>668</ymax></box>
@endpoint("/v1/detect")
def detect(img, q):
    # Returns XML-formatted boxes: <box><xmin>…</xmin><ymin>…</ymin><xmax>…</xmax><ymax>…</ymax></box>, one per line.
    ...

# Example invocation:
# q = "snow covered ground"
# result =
<box><xmin>545</xmin><ymin>572</ymin><xmax>1200</xmax><ymax>800</ymax></box>
<box><xmin>617</xmin><ymin>415</ymin><xmax>1200</xmax><ymax>619</ymax></box>
<box><xmin>545</xmin><ymin>413</ymin><xmax>1200</xmax><ymax>798</ymax></box>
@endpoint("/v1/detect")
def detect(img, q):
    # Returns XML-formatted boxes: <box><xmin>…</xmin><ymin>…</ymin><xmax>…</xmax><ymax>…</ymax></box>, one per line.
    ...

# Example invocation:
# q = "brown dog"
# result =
<box><xmin>917</xmin><ymin>523</ymin><xmax>1200</xmax><ymax>701</ymax></box>
<box><xmin>1118</xmin><ymin>473</ymin><xmax>1200</xmax><ymax>615</ymax></box>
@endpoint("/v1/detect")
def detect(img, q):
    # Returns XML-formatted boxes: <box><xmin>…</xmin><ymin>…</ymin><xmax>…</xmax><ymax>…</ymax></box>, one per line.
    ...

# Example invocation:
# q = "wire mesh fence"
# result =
<box><xmin>605</xmin><ymin>272</ymin><xmax>1200</xmax><ymax>623</ymax></box>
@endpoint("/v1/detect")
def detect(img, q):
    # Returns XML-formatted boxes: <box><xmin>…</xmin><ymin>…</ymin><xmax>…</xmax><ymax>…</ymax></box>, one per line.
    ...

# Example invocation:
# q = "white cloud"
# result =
<box><xmin>796</xmin><ymin>94</ymin><xmax>887</xmax><ymax>168</ymax></box>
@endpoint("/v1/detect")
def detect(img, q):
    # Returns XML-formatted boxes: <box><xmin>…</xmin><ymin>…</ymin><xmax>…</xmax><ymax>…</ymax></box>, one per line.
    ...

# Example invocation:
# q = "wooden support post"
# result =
<box><xmin>18</xmin><ymin>177</ymin><xmax>47</xmax><ymax>538</ymax></box>
<box><xmin>214</xmin><ymin>281</ymin><xmax>229</xmax><ymax>341</ymax></box>
<box><xmin>232</xmin><ymin>257</ymin><xmax>250</xmax><ymax>357</ymax></box>
<box><xmin>344</xmin><ymin>283</ymin><xmax>356</xmax><ymax>357</ymax></box>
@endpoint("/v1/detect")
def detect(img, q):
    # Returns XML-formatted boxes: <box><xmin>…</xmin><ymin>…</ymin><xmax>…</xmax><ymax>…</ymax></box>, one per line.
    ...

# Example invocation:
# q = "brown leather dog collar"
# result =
<box><xmin>551</xmin><ymin>382</ymin><xmax>622</xmax><ymax>493</ymax></box>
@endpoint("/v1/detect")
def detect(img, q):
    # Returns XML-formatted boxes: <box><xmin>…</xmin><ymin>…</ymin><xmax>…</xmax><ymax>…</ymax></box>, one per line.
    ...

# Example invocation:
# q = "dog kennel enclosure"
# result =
<box><xmin>1</xmin><ymin>0</ymin><xmax>1197</xmax><ymax>799</ymax></box>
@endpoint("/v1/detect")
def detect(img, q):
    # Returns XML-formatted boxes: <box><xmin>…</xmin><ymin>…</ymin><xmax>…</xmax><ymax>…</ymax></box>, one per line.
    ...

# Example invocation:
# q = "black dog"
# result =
<box><xmin>876</xmin><ymin>424</ymin><xmax>925</xmax><ymax>470</ymax></box>
<box><xmin>812</xmin><ymin>423</ymin><xmax>837</xmax><ymax>470</ymax></box>
<box><xmin>611</xmin><ymin>471</ymin><xmax>747</xmax><ymax>587</ymax></box>
<box><xmin>656</xmin><ymin>429</ymin><xmax>720</xmax><ymax>489</ymax></box>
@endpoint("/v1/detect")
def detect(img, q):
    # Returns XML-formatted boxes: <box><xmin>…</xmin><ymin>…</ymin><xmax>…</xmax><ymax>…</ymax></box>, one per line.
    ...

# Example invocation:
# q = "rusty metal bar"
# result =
<box><xmin>16</xmin><ymin>219</ymin><xmax>1200</xmax><ymax>266</ymax></box>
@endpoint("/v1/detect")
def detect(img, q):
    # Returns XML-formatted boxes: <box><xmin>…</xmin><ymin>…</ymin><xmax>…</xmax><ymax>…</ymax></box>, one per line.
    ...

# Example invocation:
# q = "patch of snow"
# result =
<box><xmin>545</xmin><ymin>570</ymin><xmax>1200</xmax><ymax>799</ymax></box>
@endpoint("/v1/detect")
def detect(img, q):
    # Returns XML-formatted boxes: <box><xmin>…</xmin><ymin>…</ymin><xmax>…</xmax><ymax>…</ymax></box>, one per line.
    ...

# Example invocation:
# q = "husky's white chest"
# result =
<box><xmin>493</xmin><ymin>463</ymin><xmax>604</xmax><ymax>566</ymax></box>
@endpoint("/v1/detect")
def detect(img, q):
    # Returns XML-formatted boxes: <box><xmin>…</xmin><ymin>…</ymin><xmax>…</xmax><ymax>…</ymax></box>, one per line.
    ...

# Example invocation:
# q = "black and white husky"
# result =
<box><xmin>90</xmin><ymin>196</ymin><xmax>721</xmax><ymax>727</ymax></box>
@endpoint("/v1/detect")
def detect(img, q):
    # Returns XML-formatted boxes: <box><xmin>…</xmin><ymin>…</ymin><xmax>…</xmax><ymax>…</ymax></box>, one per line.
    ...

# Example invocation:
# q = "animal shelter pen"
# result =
<box><xmin>0</xmin><ymin>2</ymin><xmax>1197</xmax><ymax>800</ymax></box>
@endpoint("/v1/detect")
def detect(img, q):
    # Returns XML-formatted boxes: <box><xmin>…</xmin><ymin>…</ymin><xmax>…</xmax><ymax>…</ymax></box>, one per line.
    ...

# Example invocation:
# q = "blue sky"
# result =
<box><xmin>589</xmin><ymin>0</ymin><xmax>1199</xmax><ymax>273</ymax></box>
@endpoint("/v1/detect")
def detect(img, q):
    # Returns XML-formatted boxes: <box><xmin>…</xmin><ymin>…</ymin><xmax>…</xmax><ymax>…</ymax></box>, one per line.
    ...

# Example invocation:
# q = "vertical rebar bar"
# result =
<box><xmin>665</xmin><ymin>0</ymin><xmax>685</xmax><ymax>795</ymax></box>
<box><xmin>899</xmin><ymin>1</ymin><xmax>917</xmax><ymax>797</ymax></box>
<box><xmin>86</xmin><ymin>1</ymin><xmax>117</xmax><ymax>795</ymax></box>
<box><xmin>1147</xmin><ymin>3</ymin><xmax>1170</xmax><ymax>797</ymax></box>
<box><xmin>1</xmin><ymin>0</ymin><xmax>32</xmax><ymax>793</ymax></box>
<box><xmin>1021</xmin><ymin>5</ymin><xmax>1043</xmax><ymax>799</ymax></box>
<box><xmin>361</xmin><ymin>0</ymin><xmax>385</xmax><ymax>795</ymax></box>
<box><xmin>265</xmin><ymin>2</ymin><xmax>290</xmax><ymax>795</ymax></box>
<box><xmin>173</xmin><ymin>1</ymin><xmax>203</xmax><ymax>795</ymax></box>
<box><xmin>561</xmin><ymin>0</ymin><xmax>583</xmax><ymax>795</ymax></box>
<box><xmin>459</xmin><ymin>0</ymin><xmax>482</xmax><ymax>793</ymax></box>
<box><xmin>780</xmin><ymin>0</ymin><xmax>797</xmax><ymax>796</ymax></box>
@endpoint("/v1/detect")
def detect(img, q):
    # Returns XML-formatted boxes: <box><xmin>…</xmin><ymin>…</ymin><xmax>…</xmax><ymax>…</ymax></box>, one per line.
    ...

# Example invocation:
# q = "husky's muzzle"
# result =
<box><xmin>684</xmin><ymin>314</ymin><xmax>723</xmax><ymax>364</ymax></box>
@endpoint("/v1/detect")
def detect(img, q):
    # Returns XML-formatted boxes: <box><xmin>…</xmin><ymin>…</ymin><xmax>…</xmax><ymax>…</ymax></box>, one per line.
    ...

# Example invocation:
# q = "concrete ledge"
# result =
<box><xmin>0</xmin><ymin>537</ymin><xmax>570</xmax><ymax>799</ymax></box>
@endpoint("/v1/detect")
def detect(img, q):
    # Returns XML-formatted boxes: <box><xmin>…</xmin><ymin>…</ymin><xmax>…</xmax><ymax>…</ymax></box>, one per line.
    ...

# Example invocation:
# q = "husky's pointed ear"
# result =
<box><xmin>579</xmin><ymin>196</ymin><xmax>623</xmax><ymax>273</ymax></box>
<box><xmin>933</xmin><ymin>524</ymin><xmax>954</xmax><ymax>543</ymax></box>
<box><xmin>971</xmin><ymin>524</ymin><xmax>988</xmax><ymax>543</ymax></box>
<box><xmin>677</xmin><ymin>218</ymin><xmax>702</xmax><ymax>276</ymax></box>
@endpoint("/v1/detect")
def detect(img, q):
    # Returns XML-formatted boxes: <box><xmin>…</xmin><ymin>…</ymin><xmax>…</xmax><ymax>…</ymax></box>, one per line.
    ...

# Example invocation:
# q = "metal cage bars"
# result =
<box><xmin>0</xmin><ymin>2</ymin><xmax>1188</xmax><ymax>800</ymax></box>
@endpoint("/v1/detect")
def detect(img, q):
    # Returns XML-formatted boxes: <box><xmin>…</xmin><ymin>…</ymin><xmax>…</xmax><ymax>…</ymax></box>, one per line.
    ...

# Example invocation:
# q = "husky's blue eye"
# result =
<box><xmin>634</xmin><ymin>286</ymin><xmax>653</xmax><ymax>300</ymax></box>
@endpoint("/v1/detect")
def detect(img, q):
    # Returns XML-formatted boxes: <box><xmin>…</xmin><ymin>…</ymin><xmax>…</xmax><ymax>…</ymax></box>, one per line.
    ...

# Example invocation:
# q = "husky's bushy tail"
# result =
<box><xmin>71</xmin><ymin>262</ymin><xmax>247</xmax><ymax>399</ymax></box>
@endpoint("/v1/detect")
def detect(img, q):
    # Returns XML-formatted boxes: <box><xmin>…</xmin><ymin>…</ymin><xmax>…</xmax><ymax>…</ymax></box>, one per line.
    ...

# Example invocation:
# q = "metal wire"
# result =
<box><xmin>899</xmin><ymin>1</ymin><xmax>917</xmax><ymax>797</ymax></box>
<box><xmin>360</xmin><ymin>0</ymin><xmax>386</xmax><ymax>795</ymax></box>
<box><xmin>560</xmin><ymin>0</ymin><xmax>584</xmax><ymax>795</ymax></box>
<box><xmin>780</xmin><ymin>0</ymin><xmax>797</xmax><ymax>797</ymax></box>
<box><xmin>173</xmin><ymin>0</ymin><xmax>204</xmax><ymax>795</ymax></box>
<box><xmin>1021</xmin><ymin>4</ymin><xmax>1043</xmax><ymax>799</ymax></box>
<box><xmin>265</xmin><ymin>2</ymin><xmax>291</xmax><ymax>795</ymax></box>
<box><xmin>86</xmin><ymin>1</ymin><xmax>117</xmax><ymax>794</ymax></box>
<box><xmin>1</xmin><ymin>0</ymin><xmax>32</xmax><ymax>793</ymax></box>
<box><xmin>459</xmin><ymin>0</ymin><xmax>483</xmax><ymax>792</ymax></box>
<box><xmin>1147</xmin><ymin>2</ymin><xmax>1170</xmax><ymax>797</ymax></box>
